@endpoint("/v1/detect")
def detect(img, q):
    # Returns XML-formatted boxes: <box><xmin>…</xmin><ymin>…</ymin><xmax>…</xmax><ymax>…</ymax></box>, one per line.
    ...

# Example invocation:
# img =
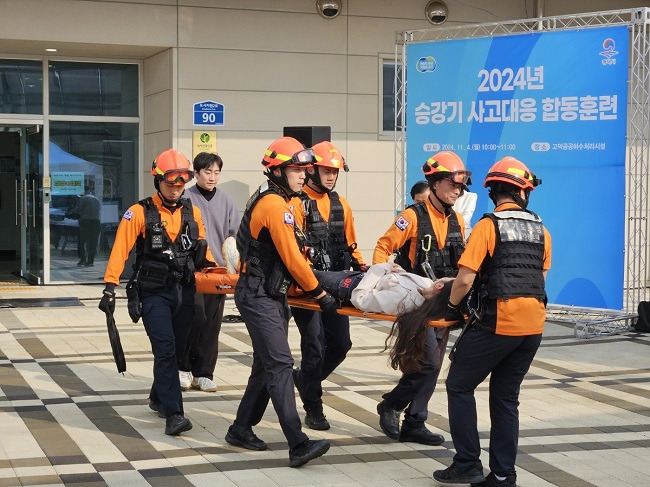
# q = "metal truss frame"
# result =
<box><xmin>394</xmin><ymin>8</ymin><xmax>650</xmax><ymax>338</ymax></box>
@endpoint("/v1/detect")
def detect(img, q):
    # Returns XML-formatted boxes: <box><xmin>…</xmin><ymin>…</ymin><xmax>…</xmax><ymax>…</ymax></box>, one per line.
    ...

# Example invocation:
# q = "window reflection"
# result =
<box><xmin>49</xmin><ymin>122</ymin><xmax>138</xmax><ymax>281</ymax></box>
<box><xmin>49</xmin><ymin>62</ymin><xmax>138</xmax><ymax>116</ymax></box>
<box><xmin>0</xmin><ymin>59</ymin><xmax>43</xmax><ymax>114</ymax></box>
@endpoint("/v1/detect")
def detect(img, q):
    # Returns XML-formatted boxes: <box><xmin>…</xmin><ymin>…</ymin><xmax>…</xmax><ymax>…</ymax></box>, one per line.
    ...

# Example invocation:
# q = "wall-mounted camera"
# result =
<box><xmin>317</xmin><ymin>0</ymin><xmax>342</xmax><ymax>19</ymax></box>
<box><xmin>425</xmin><ymin>1</ymin><xmax>448</xmax><ymax>25</ymax></box>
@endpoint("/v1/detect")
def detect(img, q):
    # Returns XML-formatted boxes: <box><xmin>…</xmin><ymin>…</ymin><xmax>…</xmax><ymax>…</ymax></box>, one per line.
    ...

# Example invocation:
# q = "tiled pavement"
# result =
<box><xmin>0</xmin><ymin>284</ymin><xmax>649</xmax><ymax>486</ymax></box>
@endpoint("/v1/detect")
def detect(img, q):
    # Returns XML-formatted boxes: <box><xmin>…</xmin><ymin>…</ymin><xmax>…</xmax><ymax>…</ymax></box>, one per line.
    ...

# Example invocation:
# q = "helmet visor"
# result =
<box><xmin>162</xmin><ymin>170</ymin><xmax>193</xmax><ymax>184</ymax></box>
<box><xmin>289</xmin><ymin>148</ymin><xmax>317</xmax><ymax>166</ymax></box>
<box><xmin>447</xmin><ymin>170</ymin><xmax>472</xmax><ymax>185</ymax></box>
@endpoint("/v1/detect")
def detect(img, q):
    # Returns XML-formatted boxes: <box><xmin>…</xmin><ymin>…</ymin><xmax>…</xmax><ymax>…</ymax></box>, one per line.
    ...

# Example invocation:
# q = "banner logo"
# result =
<box><xmin>416</xmin><ymin>56</ymin><xmax>437</xmax><ymax>73</ymax></box>
<box><xmin>600</xmin><ymin>38</ymin><xmax>618</xmax><ymax>65</ymax></box>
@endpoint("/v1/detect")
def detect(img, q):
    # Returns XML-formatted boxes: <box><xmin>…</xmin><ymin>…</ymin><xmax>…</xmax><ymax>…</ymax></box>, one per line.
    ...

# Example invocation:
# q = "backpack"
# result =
<box><xmin>635</xmin><ymin>301</ymin><xmax>650</xmax><ymax>332</ymax></box>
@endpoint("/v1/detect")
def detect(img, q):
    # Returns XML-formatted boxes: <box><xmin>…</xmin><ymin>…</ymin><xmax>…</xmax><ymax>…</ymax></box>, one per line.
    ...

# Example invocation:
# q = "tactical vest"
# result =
<box><xmin>236</xmin><ymin>181</ymin><xmax>294</xmax><ymax>285</ymax></box>
<box><xmin>473</xmin><ymin>209</ymin><xmax>546</xmax><ymax>331</ymax></box>
<box><xmin>394</xmin><ymin>202</ymin><xmax>464</xmax><ymax>278</ymax></box>
<box><xmin>134</xmin><ymin>197</ymin><xmax>199</xmax><ymax>288</ymax></box>
<box><xmin>300</xmin><ymin>191</ymin><xmax>356</xmax><ymax>271</ymax></box>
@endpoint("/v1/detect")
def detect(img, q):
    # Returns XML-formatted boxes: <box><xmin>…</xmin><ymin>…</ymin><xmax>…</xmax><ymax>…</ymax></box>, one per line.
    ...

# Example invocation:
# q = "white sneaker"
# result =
<box><xmin>179</xmin><ymin>371</ymin><xmax>192</xmax><ymax>391</ymax></box>
<box><xmin>191</xmin><ymin>376</ymin><xmax>218</xmax><ymax>392</ymax></box>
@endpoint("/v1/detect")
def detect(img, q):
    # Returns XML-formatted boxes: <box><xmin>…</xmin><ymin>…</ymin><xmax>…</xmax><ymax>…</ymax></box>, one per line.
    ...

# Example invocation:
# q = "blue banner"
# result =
<box><xmin>406</xmin><ymin>26</ymin><xmax>628</xmax><ymax>309</ymax></box>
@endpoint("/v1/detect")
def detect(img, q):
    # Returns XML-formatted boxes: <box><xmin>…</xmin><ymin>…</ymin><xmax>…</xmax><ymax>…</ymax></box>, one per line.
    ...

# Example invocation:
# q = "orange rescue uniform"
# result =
<box><xmin>373</xmin><ymin>198</ymin><xmax>465</xmax><ymax>265</ymax></box>
<box><xmin>247</xmin><ymin>190</ymin><xmax>320</xmax><ymax>294</ymax></box>
<box><xmin>103</xmin><ymin>193</ymin><xmax>215</xmax><ymax>285</ymax></box>
<box><xmin>458</xmin><ymin>202</ymin><xmax>552</xmax><ymax>336</ymax></box>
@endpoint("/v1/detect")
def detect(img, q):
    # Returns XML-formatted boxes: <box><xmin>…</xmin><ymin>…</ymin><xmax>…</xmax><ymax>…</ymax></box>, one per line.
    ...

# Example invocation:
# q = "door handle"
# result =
<box><xmin>15</xmin><ymin>180</ymin><xmax>22</xmax><ymax>226</ymax></box>
<box><xmin>32</xmin><ymin>179</ymin><xmax>37</xmax><ymax>228</ymax></box>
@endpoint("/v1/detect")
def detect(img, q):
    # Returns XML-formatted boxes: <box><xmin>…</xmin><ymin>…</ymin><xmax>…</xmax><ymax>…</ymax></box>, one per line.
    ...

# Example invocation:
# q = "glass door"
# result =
<box><xmin>22</xmin><ymin>125</ymin><xmax>43</xmax><ymax>284</ymax></box>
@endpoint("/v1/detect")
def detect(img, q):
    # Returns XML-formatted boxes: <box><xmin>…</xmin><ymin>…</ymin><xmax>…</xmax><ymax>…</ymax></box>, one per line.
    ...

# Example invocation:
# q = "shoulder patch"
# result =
<box><xmin>284</xmin><ymin>212</ymin><xmax>295</xmax><ymax>225</ymax></box>
<box><xmin>395</xmin><ymin>216</ymin><xmax>410</xmax><ymax>231</ymax></box>
<box><xmin>122</xmin><ymin>209</ymin><xmax>134</xmax><ymax>221</ymax></box>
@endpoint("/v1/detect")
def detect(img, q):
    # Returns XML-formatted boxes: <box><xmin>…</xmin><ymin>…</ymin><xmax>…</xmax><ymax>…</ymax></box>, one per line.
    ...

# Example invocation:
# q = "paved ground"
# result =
<box><xmin>0</xmin><ymin>284</ymin><xmax>649</xmax><ymax>486</ymax></box>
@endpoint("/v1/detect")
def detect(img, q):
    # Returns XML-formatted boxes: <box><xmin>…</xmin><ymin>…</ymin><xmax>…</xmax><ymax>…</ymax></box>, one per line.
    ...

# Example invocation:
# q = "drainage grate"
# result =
<box><xmin>0</xmin><ymin>297</ymin><xmax>83</xmax><ymax>309</ymax></box>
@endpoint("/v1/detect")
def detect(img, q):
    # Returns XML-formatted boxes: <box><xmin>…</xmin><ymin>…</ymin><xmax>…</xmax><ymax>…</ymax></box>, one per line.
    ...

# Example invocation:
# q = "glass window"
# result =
<box><xmin>0</xmin><ymin>59</ymin><xmax>43</xmax><ymax>114</ymax></box>
<box><xmin>49</xmin><ymin>121</ymin><xmax>138</xmax><ymax>281</ymax></box>
<box><xmin>382</xmin><ymin>61</ymin><xmax>403</xmax><ymax>132</ymax></box>
<box><xmin>49</xmin><ymin>62</ymin><xmax>138</xmax><ymax>116</ymax></box>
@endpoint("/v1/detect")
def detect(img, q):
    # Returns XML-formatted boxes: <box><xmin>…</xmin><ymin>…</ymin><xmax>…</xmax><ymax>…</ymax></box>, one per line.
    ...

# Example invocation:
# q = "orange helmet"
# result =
<box><xmin>312</xmin><ymin>141</ymin><xmax>349</xmax><ymax>172</ymax></box>
<box><xmin>422</xmin><ymin>151</ymin><xmax>471</xmax><ymax>188</ymax></box>
<box><xmin>262</xmin><ymin>137</ymin><xmax>317</xmax><ymax>169</ymax></box>
<box><xmin>151</xmin><ymin>149</ymin><xmax>193</xmax><ymax>184</ymax></box>
<box><xmin>484</xmin><ymin>156</ymin><xmax>541</xmax><ymax>190</ymax></box>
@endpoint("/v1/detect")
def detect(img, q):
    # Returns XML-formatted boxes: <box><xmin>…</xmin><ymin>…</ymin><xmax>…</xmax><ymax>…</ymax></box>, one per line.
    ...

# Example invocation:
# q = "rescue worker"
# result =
<box><xmin>225</xmin><ymin>136</ymin><xmax>332</xmax><ymax>468</ymax></box>
<box><xmin>99</xmin><ymin>148</ymin><xmax>215</xmax><ymax>436</ymax></box>
<box><xmin>373</xmin><ymin>150</ymin><xmax>470</xmax><ymax>446</ymax></box>
<box><xmin>291</xmin><ymin>140</ymin><xmax>366</xmax><ymax>430</ymax></box>
<box><xmin>433</xmin><ymin>157</ymin><xmax>551</xmax><ymax>487</ymax></box>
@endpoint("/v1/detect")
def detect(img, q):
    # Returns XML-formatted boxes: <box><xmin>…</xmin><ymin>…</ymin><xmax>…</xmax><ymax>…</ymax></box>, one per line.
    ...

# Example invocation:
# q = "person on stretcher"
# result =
<box><xmin>310</xmin><ymin>262</ymin><xmax>453</xmax><ymax>315</ymax></box>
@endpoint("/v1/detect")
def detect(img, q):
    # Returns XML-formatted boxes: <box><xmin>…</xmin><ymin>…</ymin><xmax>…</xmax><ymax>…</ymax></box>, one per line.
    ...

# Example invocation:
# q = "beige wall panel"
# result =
<box><xmin>345</xmin><ymin>137</ymin><xmax>394</xmax><ymax>173</ymax></box>
<box><xmin>346</xmin><ymin>16</ymin><xmax>434</xmax><ymax>56</ymax></box>
<box><xmin>179</xmin><ymin>0</ymin><xmax>320</xmax><ymax>13</ymax></box>
<box><xmin>1</xmin><ymin>0</ymin><xmax>177</xmax><ymax>47</ymax></box>
<box><xmin>97</xmin><ymin>0</ymin><xmax>176</xmax><ymax>4</ymax></box>
<box><xmin>178</xmin><ymin>49</ymin><xmax>347</xmax><ymax>93</ymax></box>
<box><xmin>347</xmin><ymin>0</ymin><xmax>526</xmax><ymax>19</ymax></box>
<box><xmin>177</xmin><ymin>91</ymin><xmax>347</xmax><ymax>133</ymax></box>
<box><xmin>144</xmin><ymin>50</ymin><xmax>171</xmax><ymax>97</ymax></box>
<box><xmin>347</xmin><ymin>94</ymin><xmax>379</xmax><ymax>134</ymax></box>
<box><xmin>354</xmin><ymin>209</ymin><xmax>396</xmax><ymax>260</ymax></box>
<box><xmin>178</xmin><ymin>6</ymin><xmax>347</xmax><ymax>53</ymax></box>
<box><xmin>344</xmin><ymin>170</ymin><xmax>394</xmax><ymax>212</ymax></box>
<box><xmin>543</xmin><ymin>1</ymin><xmax>650</xmax><ymax>15</ymax></box>
<box><xmin>348</xmin><ymin>55</ymin><xmax>379</xmax><ymax>95</ymax></box>
<box><xmin>144</xmin><ymin>91</ymin><xmax>171</xmax><ymax>135</ymax></box>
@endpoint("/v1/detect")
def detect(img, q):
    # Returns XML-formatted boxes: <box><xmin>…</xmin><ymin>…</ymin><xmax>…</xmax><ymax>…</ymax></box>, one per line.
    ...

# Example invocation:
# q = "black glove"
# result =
<box><xmin>443</xmin><ymin>302</ymin><xmax>464</xmax><ymax>330</ymax></box>
<box><xmin>99</xmin><ymin>288</ymin><xmax>116</xmax><ymax>315</ymax></box>
<box><xmin>126</xmin><ymin>284</ymin><xmax>141</xmax><ymax>323</ymax></box>
<box><xmin>317</xmin><ymin>293</ymin><xmax>338</xmax><ymax>315</ymax></box>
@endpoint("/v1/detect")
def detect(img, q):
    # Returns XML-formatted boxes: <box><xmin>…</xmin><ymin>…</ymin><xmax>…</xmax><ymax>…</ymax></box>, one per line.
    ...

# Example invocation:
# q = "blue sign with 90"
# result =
<box><xmin>193</xmin><ymin>100</ymin><xmax>224</xmax><ymax>126</ymax></box>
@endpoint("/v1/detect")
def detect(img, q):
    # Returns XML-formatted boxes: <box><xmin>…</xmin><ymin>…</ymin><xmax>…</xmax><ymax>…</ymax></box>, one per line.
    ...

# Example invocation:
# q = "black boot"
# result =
<box><xmin>288</xmin><ymin>439</ymin><xmax>330</xmax><ymax>468</ymax></box>
<box><xmin>399</xmin><ymin>421</ymin><xmax>444</xmax><ymax>446</ymax></box>
<box><xmin>377</xmin><ymin>400</ymin><xmax>400</xmax><ymax>440</ymax></box>
<box><xmin>305</xmin><ymin>404</ymin><xmax>330</xmax><ymax>430</ymax></box>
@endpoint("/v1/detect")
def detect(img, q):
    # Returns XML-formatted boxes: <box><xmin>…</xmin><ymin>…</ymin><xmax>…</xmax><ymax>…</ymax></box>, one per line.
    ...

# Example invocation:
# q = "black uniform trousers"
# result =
<box><xmin>79</xmin><ymin>218</ymin><xmax>101</xmax><ymax>264</ymax></box>
<box><xmin>180</xmin><ymin>293</ymin><xmax>226</xmax><ymax>379</ymax></box>
<box><xmin>232</xmin><ymin>274</ymin><xmax>308</xmax><ymax>449</ymax></box>
<box><xmin>383</xmin><ymin>326</ymin><xmax>450</xmax><ymax>426</ymax></box>
<box><xmin>446</xmin><ymin>326</ymin><xmax>542</xmax><ymax>476</ymax></box>
<box><xmin>291</xmin><ymin>307</ymin><xmax>352</xmax><ymax>408</ymax></box>
<box><xmin>141</xmin><ymin>282</ymin><xmax>195</xmax><ymax>418</ymax></box>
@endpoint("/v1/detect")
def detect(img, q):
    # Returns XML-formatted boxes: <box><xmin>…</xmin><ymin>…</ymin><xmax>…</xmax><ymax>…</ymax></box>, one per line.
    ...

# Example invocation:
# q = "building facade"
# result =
<box><xmin>0</xmin><ymin>0</ymin><xmax>645</xmax><ymax>283</ymax></box>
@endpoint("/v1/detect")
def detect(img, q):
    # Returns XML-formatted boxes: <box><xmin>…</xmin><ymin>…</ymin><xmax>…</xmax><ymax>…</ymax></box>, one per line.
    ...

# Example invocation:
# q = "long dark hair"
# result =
<box><xmin>383</xmin><ymin>280</ymin><xmax>453</xmax><ymax>374</ymax></box>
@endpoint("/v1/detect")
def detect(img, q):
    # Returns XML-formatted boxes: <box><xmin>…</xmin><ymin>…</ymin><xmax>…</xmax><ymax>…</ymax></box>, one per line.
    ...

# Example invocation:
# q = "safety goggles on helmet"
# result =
<box><xmin>160</xmin><ymin>169</ymin><xmax>193</xmax><ymax>184</ymax></box>
<box><xmin>446</xmin><ymin>170</ymin><xmax>472</xmax><ymax>185</ymax></box>
<box><xmin>266</xmin><ymin>147</ymin><xmax>317</xmax><ymax>167</ymax></box>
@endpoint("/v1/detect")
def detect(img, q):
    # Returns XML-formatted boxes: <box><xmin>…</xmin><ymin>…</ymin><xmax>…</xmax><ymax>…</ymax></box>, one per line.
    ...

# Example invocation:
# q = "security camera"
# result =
<box><xmin>317</xmin><ymin>0</ymin><xmax>342</xmax><ymax>19</ymax></box>
<box><xmin>425</xmin><ymin>1</ymin><xmax>448</xmax><ymax>25</ymax></box>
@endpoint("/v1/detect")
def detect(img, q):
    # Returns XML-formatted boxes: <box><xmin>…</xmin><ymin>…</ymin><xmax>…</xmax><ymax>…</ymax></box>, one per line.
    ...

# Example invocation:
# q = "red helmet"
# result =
<box><xmin>422</xmin><ymin>151</ymin><xmax>471</xmax><ymax>188</ymax></box>
<box><xmin>151</xmin><ymin>149</ymin><xmax>193</xmax><ymax>184</ymax></box>
<box><xmin>262</xmin><ymin>137</ymin><xmax>316</xmax><ymax>169</ymax></box>
<box><xmin>312</xmin><ymin>141</ymin><xmax>349</xmax><ymax>172</ymax></box>
<box><xmin>484</xmin><ymin>156</ymin><xmax>541</xmax><ymax>190</ymax></box>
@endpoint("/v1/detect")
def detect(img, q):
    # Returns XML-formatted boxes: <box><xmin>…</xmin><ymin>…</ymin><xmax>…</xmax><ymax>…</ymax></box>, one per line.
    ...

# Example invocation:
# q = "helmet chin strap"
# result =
<box><xmin>157</xmin><ymin>190</ymin><xmax>181</xmax><ymax>206</ymax></box>
<box><xmin>306</xmin><ymin>168</ymin><xmax>332</xmax><ymax>194</ymax></box>
<box><xmin>268</xmin><ymin>168</ymin><xmax>299</xmax><ymax>198</ymax></box>
<box><xmin>431</xmin><ymin>185</ymin><xmax>453</xmax><ymax>215</ymax></box>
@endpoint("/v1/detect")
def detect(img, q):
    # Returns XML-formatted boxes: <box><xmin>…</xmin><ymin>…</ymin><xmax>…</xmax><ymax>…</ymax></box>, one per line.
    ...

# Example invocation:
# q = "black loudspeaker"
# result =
<box><xmin>283</xmin><ymin>126</ymin><xmax>331</xmax><ymax>147</ymax></box>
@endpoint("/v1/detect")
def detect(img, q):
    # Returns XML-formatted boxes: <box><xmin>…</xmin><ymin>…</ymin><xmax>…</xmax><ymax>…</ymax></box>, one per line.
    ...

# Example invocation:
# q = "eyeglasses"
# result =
<box><xmin>162</xmin><ymin>170</ymin><xmax>193</xmax><ymax>184</ymax></box>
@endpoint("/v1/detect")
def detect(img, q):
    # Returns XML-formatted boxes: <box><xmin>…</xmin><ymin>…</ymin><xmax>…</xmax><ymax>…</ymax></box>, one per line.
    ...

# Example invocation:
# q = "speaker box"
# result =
<box><xmin>283</xmin><ymin>126</ymin><xmax>331</xmax><ymax>147</ymax></box>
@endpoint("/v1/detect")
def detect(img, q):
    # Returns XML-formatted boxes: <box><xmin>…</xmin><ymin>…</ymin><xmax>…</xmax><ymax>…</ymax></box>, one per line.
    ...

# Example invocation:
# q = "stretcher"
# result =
<box><xmin>194</xmin><ymin>267</ymin><xmax>454</xmax><ymax>328</ymax></box>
